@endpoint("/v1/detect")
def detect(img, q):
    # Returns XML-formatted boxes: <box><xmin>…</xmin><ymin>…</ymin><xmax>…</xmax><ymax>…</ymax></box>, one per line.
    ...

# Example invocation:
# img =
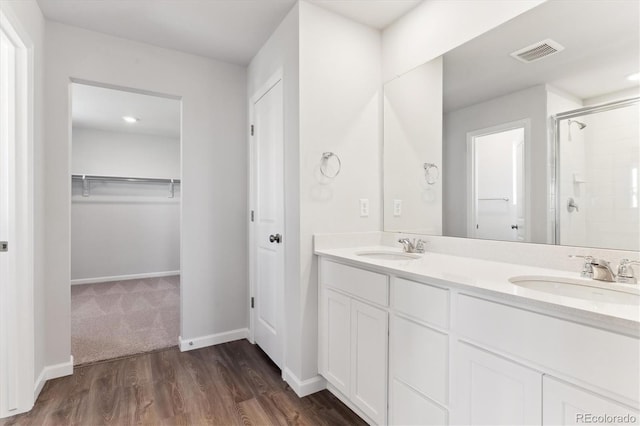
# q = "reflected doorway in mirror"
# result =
<box><xmin>467</xmin><ymin>120</ymin><xmax>530</xmax><ymax>242</ymax></box>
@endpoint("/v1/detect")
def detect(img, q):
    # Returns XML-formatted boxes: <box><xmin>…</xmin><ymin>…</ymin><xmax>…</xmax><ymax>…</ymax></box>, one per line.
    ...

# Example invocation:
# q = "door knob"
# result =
<box><xmin>269</xmin><ymin>234</ymin><xmax>282</xmax><ymax>244</ymax></box>
<box><xmin>567</xmin><ymin>197</ymin><xmax>579</xmax><ymax>212</ymax></box>
<box><xmin>511</xmin><ymin>224</ymin><xmax>518</xmax><ymax>230</ymax></box>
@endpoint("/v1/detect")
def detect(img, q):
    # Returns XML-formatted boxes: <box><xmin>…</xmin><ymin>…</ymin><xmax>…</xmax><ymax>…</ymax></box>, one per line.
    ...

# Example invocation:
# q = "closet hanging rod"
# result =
<box><xmin>71</xmin><ymin>174</ymin><xmax>181</xmax><ymax>184</ymax></box>
<box><xmin>478</xmin><ymin>197</ymin><xmax>509</xmax><ymax>201</ymax></box>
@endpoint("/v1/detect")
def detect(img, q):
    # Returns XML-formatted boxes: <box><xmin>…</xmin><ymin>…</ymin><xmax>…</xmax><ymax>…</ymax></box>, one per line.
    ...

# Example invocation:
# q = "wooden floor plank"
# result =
<box><xmin>1</xmin><ymin>340</ymin><xmax>365</xmax><ymax>426</ymax></box>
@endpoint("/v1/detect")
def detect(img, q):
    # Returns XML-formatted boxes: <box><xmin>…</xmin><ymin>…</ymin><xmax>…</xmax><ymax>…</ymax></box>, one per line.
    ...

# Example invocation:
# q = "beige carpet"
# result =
<box><xmin>71</xmin><ymin>275</ymin><xmax>180</xmax><ymax>365</ymax></box>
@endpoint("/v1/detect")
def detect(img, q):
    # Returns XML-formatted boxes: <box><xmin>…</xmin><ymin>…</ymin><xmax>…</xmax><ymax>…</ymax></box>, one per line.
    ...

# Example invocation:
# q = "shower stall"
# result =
<box><xmin>553</xmin><ymin>97</ymin><xmax>639</xmax><ymax>250</ymax></box>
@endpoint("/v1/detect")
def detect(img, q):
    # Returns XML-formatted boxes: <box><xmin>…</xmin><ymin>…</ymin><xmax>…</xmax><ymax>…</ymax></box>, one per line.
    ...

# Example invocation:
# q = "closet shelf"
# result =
<box><xmin>71</xmin><ymin>174</ymin><xmax>180</xmax><ymax>198</ymax></box>
<box><xmin>71</xmin><ymin>174</ymin><xmax>180</xmax><ymax>184</ymax></box>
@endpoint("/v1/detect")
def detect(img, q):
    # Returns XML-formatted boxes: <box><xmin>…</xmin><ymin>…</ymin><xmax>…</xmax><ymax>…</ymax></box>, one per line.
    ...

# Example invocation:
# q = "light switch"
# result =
<box><xmin>360</xmin><ymin>198</ymin><xmax>369</xmax><ymax>217</ymax></box>
<box><xmin>393</xmin><ymin>199</ymin><xmax>402</xmax><ymax>216</ymax></box>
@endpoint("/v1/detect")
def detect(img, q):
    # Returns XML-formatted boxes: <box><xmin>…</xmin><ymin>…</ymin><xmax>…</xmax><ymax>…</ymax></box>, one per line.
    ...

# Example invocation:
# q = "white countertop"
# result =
<box><xmin>315</xmin><ymin>245</ymin><xmax>640</xmax><ymax>333</ymax></box>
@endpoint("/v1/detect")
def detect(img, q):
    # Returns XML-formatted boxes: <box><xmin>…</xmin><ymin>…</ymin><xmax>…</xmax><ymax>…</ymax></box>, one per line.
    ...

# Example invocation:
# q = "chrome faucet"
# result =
<box><xmin>617</xmin><ymin>259</ymin><xmax>640</xmax><ymax>284</ymax></box>
<box><xmin>569</xmin><ymin>255</ymin><xmax>594</xmax><ymax>279</ymax></box>
<box><xmin>570</xmin><ymin>255</ymin><xmax>640</xmax><ymax>284</ymax></box>
<box><xmin>398</xmin><ymin>238</ymin><xmax>426</xmax><ymax>254</ymax></box>
<box><xmin>590</xmin><ymin>258</ymin><xmax>616</xmax><ymax>282</ymax></box>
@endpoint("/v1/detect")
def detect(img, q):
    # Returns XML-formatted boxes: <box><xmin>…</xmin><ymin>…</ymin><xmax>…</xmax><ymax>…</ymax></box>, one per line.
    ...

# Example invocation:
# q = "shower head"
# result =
<box><xmin>569</xmin><ymin>119</ymin><xmax>587</xmax><ymax>130</ymax></box>
<box><xmin>567</xmin><ymin>119</ymin><xmax>587</xmax><ymax>142</ymax></box>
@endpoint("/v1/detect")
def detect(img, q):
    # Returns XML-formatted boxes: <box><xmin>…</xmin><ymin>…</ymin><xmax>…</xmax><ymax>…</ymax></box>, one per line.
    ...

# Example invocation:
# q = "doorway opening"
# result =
<box><xmin>70</xmin><ymin>82</ymin><xmax>182</xmax><ymax>365</ymax></box>
<box><xmin>467</xmin><ymin>120</ymin><xmax>529</xmax><ymax>242</ymax></box>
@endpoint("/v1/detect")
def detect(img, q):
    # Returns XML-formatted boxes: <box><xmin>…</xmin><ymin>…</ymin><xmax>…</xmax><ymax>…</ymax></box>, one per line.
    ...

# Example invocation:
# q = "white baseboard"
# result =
<box><xmin>34</xmin><ymin>356</ymin><xmax>74</xmax><ymax>400</ymax></box>
<box><xmin>179</xmin><ymin>328</ymin><xmax>249</xmax><ymax>352</ymax></box>
<box><xmin>282</xmin><ymin>368</ymin><xmax>326</xmax><ymax>398</ymax></box>
<box><xmin>71</xmin><ymin>270</ymin><xmax>180</xmax><ymax>285</ymax></box>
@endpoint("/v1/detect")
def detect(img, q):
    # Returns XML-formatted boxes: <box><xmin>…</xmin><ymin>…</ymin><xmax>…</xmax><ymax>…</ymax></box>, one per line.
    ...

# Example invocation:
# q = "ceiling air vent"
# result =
<box><xmin>510</xmin><ymin>39</ymin><xmax>565</xmax><ymax>63</ymax></box>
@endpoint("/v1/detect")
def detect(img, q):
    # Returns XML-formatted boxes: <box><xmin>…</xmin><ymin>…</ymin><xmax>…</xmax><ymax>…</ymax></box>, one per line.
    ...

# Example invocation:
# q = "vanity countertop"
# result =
<box><xmin>315</xmin><ymin>245</ymin><xmax>640</xmax><ymax>333</ymax></box>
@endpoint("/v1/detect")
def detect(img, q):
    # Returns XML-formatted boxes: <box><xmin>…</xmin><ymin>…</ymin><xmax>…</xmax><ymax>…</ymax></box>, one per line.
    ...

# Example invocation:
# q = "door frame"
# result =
<box><xmin>248</xmin><ymin>69</ymin><xmax>285</xmax><ymax>365</ymax></box>
<box><xmin>466</xmin><ymin>119</ymin><xmax>531</xmax><ymax>240</ymax></box>
<box><xmin>0</xmin><ymin>7</ymin><xmax>35</xmax><ymax>417</ymax></box>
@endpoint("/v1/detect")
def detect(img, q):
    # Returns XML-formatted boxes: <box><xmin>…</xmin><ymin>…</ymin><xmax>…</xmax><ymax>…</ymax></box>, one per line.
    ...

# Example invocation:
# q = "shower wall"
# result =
<box><xmin>559</xmin><ymin>102</ymin><xmax>640</xmax><ymax>251</ymax></box>
<box><xmin>584</xmin><ymin>103</ymin><xmax>639</xmax><ymax>250</ymax></box>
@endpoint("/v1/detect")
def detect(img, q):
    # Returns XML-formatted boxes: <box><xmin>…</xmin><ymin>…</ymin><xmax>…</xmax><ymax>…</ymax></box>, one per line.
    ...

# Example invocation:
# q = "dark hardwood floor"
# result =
<box><xmin>1</xmin><ymin>340</ymin><xmax>366</xmax><ymax>426</ymax></box>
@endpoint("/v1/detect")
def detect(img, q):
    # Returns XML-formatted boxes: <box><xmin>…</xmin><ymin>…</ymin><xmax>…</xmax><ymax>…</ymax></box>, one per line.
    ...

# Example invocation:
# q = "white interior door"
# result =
<box><xmin>0</xmin><ymin>10</ymin><xmax>34</xmax><ymax>418</ymax></box>
<box><xmin>0</xmin><ymin>22</ymin><xmax>19</xmax><ymax>416</ymax></box>
<box><xmin>469</xmin><ymin>123</ymin><xmax>526</xmax><ymax>242</ymax></box>
<box><xmin>252</xmin><ymin>77</ymin><xmax>284</xmax><ymax>369</ymax></box>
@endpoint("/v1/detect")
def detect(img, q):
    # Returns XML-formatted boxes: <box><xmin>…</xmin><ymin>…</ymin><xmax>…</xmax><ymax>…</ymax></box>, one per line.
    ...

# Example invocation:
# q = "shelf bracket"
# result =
<box><xmin>81</xmin><ymin>175</ymin><xmax>90</xmax><ymax>197</ymax></box>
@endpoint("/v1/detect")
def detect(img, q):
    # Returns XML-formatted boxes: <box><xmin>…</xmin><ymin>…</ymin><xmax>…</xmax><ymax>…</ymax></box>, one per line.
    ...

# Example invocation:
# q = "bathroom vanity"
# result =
<box><xmin>316</xmin><ymin>243</ymin><xmax>640</xmax><ymax>425</ymax></box>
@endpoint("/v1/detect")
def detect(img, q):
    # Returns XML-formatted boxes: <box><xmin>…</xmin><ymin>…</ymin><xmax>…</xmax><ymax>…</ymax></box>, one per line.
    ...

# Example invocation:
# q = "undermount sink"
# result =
<box><xmin>356</xmin><ymin>250</ymin><xmax>421</xmax><ymax>261</ymax></box>
<box><xmin>509</xmin><ymin>276</ymin><xmax>640</xmax><ymax>305</ymax></box>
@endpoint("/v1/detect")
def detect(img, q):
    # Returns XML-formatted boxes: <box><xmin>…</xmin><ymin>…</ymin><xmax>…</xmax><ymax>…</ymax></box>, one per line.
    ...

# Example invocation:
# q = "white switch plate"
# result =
<box><xmin>393</xmin><ymin>199</ymin><xmax>402</xmax><ymax>216</ymax></box>
<box><xmin>360</xmin><ymin>198</ymin><xmax>369</xmax><ymax>217</ymax></box>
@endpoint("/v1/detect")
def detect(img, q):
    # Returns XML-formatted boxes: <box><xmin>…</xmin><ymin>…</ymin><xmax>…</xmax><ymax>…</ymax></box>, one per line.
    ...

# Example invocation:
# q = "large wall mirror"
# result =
<box><xmin>383</xmin><ymin>0</ymin><xmax>640</xmax><ymax>251</ymax></box>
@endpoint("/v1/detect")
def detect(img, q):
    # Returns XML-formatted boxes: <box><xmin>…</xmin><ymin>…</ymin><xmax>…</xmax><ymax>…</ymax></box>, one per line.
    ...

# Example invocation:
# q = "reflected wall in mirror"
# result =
<box><xmin>383</xmin><ymin>0</ymin><xmax>640</xmax><ymax>251</ymax></box>
<box><xmin>384</xmin><ymin>57</ymin><xmax>442</xmax><ymax>234</ymax></box>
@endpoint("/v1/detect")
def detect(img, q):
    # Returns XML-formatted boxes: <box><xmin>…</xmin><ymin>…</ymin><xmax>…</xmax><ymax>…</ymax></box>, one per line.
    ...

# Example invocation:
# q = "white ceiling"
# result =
<box><xmin>72</xmin><ymin>83</ymin><xmax>181</xmax><ymax>138</ymax></box>
<box><xmin>443</xmin><ymin>0</ymin><xmax>640</xmax><ymax>112</ymax></box>
<box><xmin>36</xmin><ymin>0</ymin><xmax>420</xmax><ymax>65</ymax></box>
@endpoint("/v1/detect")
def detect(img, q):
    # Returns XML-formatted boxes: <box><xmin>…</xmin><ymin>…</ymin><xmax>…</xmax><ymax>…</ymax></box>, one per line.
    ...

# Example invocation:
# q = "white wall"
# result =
<box><xmin>72</xmin><ymin>127</ymin><xmax>180</xmax><ymax>177</ymax></box>
<box><xmin>384</xmin><ymin>57</ymin><xmax>443</xmax><ymax>234</ymax></box>
<box><xmin>443</xmin><ymin>85</ymin><xmax>548</xmax><ymax>243</ymax></box>
<box><xmin>71</xmin><ymin>127</ymin><xmax>180</xmax><ymax>281</ymax></box>
<box><xmin>382</xmin><ymin>0</ymin><xmax>545</xmax><ymax>82</ymax></box>
<box><xmin>44</xmin><ymin>22</ymin><xmax>247</xmax><ymax>366</ymax></box>
<box><xmin>247</xmin><ymin>2</ymin><xmax>301</xmax><ymax>380</ymax></box>
<box><xmin>249</xmin><ymin>1</ymin><xmax>382</xmax><ymax>387</ymax></box>
<box><xmin>299</xmin><ymin>1</ymin><xmax>382</xmax><ymax>381</ymax></box>
<box><xmin>0</xmin><ymin>0</ymin><xmax>45</xmax><ymax>411</ymax></box>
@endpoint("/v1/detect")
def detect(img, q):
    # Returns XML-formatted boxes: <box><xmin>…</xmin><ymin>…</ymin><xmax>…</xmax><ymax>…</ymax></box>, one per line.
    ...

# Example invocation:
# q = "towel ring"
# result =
<box><xmin>424</xmin><ymin>162</ymin><xmax>439</xmax><ymax>185</ymax></box>
<box><xmin>320</xmin><ymin>152</ymin><xmax>341</xmax><ymax>178</ymax></box>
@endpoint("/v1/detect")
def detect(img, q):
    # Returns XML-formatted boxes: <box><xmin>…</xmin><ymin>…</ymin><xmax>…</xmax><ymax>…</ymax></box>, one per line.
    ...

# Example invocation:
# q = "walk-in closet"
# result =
<box><xmin>70</xmin><ymin>83</ymin><xmax>181</xmax><ymax>365</ymax></box>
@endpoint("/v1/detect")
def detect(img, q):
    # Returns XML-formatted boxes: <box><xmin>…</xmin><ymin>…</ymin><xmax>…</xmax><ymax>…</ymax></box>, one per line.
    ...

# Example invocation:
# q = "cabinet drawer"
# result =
<box><xmin>320</xmin><ymin>259</ymin><xmax>389</xmax><ymax>306</ymax></box>
<box><xmin>393</xmin><ymin>277</ymin><xmax>449</xmax><ymax>329</ymax></box>
<box><xmin>457</xmin><ymin>294</ymin><xmax>640</xmax><ymax>403</ymax></box>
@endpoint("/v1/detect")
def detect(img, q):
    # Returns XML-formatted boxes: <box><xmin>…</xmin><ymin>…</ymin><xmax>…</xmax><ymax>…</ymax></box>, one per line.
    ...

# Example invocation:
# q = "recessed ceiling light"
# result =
<box><xmin>627</xmin><ymin>72</ymin><xmax>640</xmax><ymax>81</ymax></box>
<box><xmin>122</xmin><ymin>116</ymin><xmax>140</xmax><ymax>123</ymax></box>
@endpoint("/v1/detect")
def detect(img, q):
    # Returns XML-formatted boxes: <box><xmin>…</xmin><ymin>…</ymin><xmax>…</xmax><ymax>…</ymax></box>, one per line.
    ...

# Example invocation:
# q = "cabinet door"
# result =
<box><xmin>392</xmin><ymin>316</ymin><xmax>448</xmax><ymax>404</ymax></box>
<box><xmin>391</xmin><ymin>379</ymin><xmax>448</xmax><ymax>426</ymax></box>
<box><xmin>351</xmin><ymin>299</ymin><xmax>388</xmax><ymax>425</ymax></box>
<box><xmin>322</xmin><ymin>289</ymin><xmax>351</xmax><ymax>396</ymax></box>
<box><xmin>454</xmin><ymin>342</ymin><xmax>542</xmax><ymax>425</ymax></box>
<box><xmin>543</xmin><ymin>376</ymin><xmax>639</xmax><ymax>425</ymax></box>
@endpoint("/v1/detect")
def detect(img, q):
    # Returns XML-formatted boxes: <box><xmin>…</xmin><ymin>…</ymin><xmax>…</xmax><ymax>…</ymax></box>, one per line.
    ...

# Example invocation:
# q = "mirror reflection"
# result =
<box><xmin>383</xmin><ymin>0</ymin><xmax>640</xmax><ymax>251</ymax></box>
<box><xmin>555</xmin><ymin>99</ymin><xmax>639</xmax><ymax>251</ymax></box>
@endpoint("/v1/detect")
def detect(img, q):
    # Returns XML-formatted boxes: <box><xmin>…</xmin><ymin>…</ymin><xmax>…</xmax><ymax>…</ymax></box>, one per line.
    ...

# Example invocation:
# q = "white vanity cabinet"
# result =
<box><xmin>389</xmin><ymin>277</ymin><xmax>450</xmax><ymax>425</ymax></box>
<box><xmin>318</xmin><ymin>259</ymin><xmax>388</xmax><ymax>425</ymax></box>
<box><xmin>317</xmin><ymin>255</ymin><xmax>640</xmax><ymax>426</ymax></box>
<box><xmin>543</xmin><ymin>376</ymin><xmax>640</xmax><ymax>425</ymax></box>
<box><xmin>454</xmin><ymin>342</ymin><xmax>542</xmax><ymax>425</ymax></box>
<box><xmin>454</xmin><ymin>293</ymin><xmax>640</xmax><ymax>425</ymax></box>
